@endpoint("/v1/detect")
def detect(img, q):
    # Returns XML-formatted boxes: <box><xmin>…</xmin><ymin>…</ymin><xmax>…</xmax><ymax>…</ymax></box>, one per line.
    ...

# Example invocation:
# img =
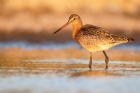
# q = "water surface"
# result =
<box><xmin>0</xmin><ymin>59</ymin><xmax>140</xmax><ymax>93</ymax></box>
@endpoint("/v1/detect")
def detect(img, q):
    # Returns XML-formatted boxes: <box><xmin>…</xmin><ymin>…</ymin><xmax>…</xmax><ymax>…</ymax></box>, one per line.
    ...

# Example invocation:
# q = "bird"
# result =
<box><xmin>53</xmin><ymin>14</ymin><xmax>134</xmax><ymax>70</ymax></box>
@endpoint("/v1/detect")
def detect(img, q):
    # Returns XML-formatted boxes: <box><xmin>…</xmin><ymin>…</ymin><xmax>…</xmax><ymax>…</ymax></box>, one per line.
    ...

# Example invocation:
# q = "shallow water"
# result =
<box><xmin>0</xmin><ymin>41</ymin><xmax>140</xmax><ymax>93</ymax></box>
<box><xmin>0</xmin><ymin>59</ymin><xmax>140</xmax><ymax>93</ymax></box>
<box><xmin>0</xmin><ymin>41</ymin><xmax>139</xmax><ymax>50</ymax></box>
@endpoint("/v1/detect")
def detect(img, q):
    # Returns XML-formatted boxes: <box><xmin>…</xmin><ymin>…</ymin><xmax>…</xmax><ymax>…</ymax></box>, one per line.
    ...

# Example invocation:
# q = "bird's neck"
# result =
<box><xmin>72</xmin><ymin>23</ymin><xmax>83</xmax><ymax>40</ymax></box>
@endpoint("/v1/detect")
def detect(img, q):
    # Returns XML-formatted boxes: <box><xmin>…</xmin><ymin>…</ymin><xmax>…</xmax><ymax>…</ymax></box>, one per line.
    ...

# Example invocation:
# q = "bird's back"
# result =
<box><xmin>75</xmin><ymin>24</ymin><xmax>134</xmax><ymax>52</ymax></box>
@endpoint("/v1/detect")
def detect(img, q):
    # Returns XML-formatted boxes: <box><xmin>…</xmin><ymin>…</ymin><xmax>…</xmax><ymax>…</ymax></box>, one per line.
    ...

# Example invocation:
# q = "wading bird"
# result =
<box><xmin>53</xmin><ymin>14</ymin><xmax>134</xmax><ymax>70</ymax></box>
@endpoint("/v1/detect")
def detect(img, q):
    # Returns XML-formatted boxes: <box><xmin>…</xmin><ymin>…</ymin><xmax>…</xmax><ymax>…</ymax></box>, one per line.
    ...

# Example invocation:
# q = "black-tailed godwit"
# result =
<box><xmin>53</xmin><ymin>14</ymin><xmax>134</xmax><ymax>70</ymax></box>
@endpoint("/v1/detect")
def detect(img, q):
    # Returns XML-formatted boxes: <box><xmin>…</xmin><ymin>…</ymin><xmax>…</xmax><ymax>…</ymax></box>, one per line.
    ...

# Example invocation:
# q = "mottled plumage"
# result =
<box><xmin>53</xmin><ymin>14</ymin><xmax>134</xmax><ymax>70</ymax></box>
<box><xmin>75</xmin><ymin>24</ymin><xmax>133</xmax><ymax>52</ymax></box>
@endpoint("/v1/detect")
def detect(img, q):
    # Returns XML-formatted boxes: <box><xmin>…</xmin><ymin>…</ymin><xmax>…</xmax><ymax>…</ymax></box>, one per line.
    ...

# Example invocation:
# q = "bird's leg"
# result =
<box><xmin>103</xmin><ymin>51</ymin><xmax>109</xmax><ymax>69</ymax></box>
<box><xmin>89</xmin><ymin>52</ymin><xmax>92</xmax><ymax>70</ymax></box>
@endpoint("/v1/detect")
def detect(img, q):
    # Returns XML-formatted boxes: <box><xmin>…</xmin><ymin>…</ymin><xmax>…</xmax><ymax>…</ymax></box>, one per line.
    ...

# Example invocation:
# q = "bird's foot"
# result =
<box><xmin>89</xmin><ymin>66</ymin><xmax>92</xmax><ymax>71</ymax></box>
<box><xmin>105</xmin><ymin>66</ymin><xmax>108</xmax><ymax>69</ymax></box>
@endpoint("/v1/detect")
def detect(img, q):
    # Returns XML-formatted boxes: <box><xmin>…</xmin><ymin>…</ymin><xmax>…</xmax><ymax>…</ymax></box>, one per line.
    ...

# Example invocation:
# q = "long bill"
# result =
<box><xmin>53</xmin><ymin>22</ymin><xmax>69</xmax><ymax>34</ymax></box>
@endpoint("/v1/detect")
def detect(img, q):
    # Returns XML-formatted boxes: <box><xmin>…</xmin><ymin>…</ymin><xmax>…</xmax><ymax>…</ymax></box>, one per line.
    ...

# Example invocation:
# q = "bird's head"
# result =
<box><xmin>53</xmin><ymin>14</ymin><xmax>82</xmax><ymax>34</ymax></box>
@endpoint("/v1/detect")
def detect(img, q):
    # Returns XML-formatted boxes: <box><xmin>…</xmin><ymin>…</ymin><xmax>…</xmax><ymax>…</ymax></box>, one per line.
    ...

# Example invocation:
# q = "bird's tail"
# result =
<box><xmin>112</xmin><ymin>34</ymin><xmax>134</xmax><ymax>43</ymax></box>
<box><xmin>127</xmin><ymin>38</ymin><xmax>134</xmax><ymax>42</ymax></box>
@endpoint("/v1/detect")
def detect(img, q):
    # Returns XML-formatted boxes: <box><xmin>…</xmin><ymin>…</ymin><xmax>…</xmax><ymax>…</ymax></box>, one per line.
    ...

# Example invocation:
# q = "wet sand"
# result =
<box><xmin>0</xmin><ymin>60</ymin><xmax>140</xmax><ymax>93</ymax></box>
<box><xmin>0</xmin><ymin>47</ymin><xmax>140</xmax><ymax>61</ymax></box>
<box><xmin>0</xmin><ymin>39</ymin><xmax>138</xmax><ymax>91</ymax></box>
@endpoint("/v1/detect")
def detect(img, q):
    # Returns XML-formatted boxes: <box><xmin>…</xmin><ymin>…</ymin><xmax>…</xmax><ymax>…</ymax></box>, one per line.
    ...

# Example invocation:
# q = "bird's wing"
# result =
<box><xmin>79</xmin><ymin>24</ymin><xmax>113</xmax><ymax>44</ymax></box>
<box><xmin>79</xmin><ymin>24</ymin><xmax>129</xmax><ymax>45</ymax></box>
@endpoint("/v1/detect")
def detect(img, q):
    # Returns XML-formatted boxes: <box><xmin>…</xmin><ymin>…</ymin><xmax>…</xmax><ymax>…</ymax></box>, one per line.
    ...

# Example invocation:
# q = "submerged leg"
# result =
<box><xmin>103</xmin><ymin>51</ymin><xmax>109</xmax><ymax>69</ymax></box>
<box><xmin>89</xmin><ymin>52</ymin><xmax>92</xmax><ymax>70</ymax></box>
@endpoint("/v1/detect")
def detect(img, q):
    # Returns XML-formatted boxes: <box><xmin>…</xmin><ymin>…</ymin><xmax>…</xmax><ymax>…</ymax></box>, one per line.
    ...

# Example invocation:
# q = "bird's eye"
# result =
<box><xmin>73</xmin><ymin>18</ymin><xmax>76</xmax><ymax>20</ymax></box>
